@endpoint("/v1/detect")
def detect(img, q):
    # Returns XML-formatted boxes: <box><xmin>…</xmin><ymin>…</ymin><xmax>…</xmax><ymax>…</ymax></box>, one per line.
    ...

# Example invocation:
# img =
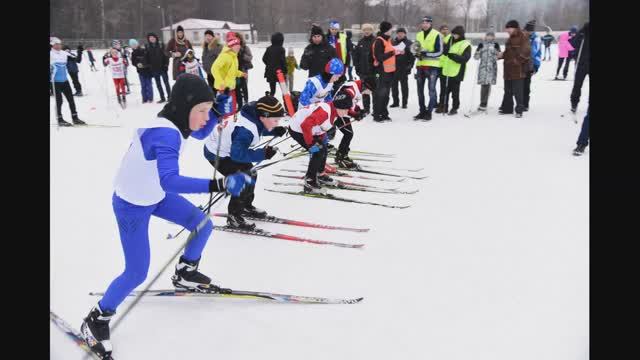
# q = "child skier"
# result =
<box><xmin>298</xmin><ymin>57</ymin><xmax>344</xmax><ymax>107</ymax></box>
<box><xmin>181</xmin><ymin>48</ymin><xmax>205</xmax><ymax>79</ymax></box>
<box><xmin>440</xmin><ymin>26</ymin><xmax>471</xmax><ymax>115</ymax></box>
<box><xmin>474</xmin><ymin>31</ymin><xmax>501</xmax><ymax>111</ymax></box>
<box><xmin>288</xmin><ymin>88</ymin><xmax>354</xmax><ymax>193</ymax></box>
<box><xmin>87</xmin><ymin>47</ymin><xmax>98</xmax><ymax>71</ymax></box>
<box><xmin>103</xmin><ymin>48</ymin><xmax>129</xmax><ymax>107</ymax></box>
<box><xmin>285</xmin><ymin>47</ymin><xmax>298</xmax><ymax>92</ymax></box>
<box><xmin>203</xmin><ymin>93</ymin><xmax>288</xmax><ymax>229</ymax></box>
<box><xmin>329</xmin><ymin>80</ymin><xmax>368</xmax><ymax>169</ymax></box>
<box><xmin>79</xmin><ymin>74</ymin><xmax>252</xmax><ymax>359</ymax></box>
<box><xmin>111</xmin><ymin>40</ymin><xmax>131</xmax><ymax>93</ymax></box>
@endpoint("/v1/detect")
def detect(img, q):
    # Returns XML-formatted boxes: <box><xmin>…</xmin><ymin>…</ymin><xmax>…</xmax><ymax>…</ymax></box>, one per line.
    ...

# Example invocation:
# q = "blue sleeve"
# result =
<box><xmin>190</xmin><ymin>109</ymin><xmax>219</xmax><ymax>140</ymax></box>
<box><xmin>230</xmin><ymin>127</ymin><xmax>265</xmax><ymax>163</ymax></box>
<box><xmin>299</xmin><ymin>79</ymin><xmax>318</xmax><ymax>106</ymax></box>
<box><xmin>532</xmin><ymin>37</ymin><xmax>542</xmax><ymax>68</ymax></box>
<box><xmin>141</xmin><ymin>128</ymin><xmax>211</xmax><ymax>194</ymax></box>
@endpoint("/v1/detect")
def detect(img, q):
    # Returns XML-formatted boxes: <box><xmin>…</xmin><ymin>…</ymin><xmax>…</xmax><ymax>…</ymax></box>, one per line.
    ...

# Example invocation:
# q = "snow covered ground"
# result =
<box><xmin>51</xmin><ymin>44</ymin><xmax>588</xmax><ymax>360</ymax></box>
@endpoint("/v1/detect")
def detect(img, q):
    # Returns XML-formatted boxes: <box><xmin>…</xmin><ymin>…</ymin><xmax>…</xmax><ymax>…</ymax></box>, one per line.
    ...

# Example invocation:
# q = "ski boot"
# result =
<box><xmin>317</xmin><ymin>172</ymin><xmax>338</xmax><ymax>186</ymax></box>
<box><xmin>335</xmin><ymin>151</ymin><xmax>360</xmax><ymax>170</ymax></box>
<box><xmin>57</xmin><ymin>116</ymin><xmax>73</xmax><ymax>127</ymax></box>
<box><xmin>172</xmin><ymin>256</ymin><xmax>230</xmax><ymax>294</ymax></box>
<box><xmin>226</xmin><ymin>213</ymin><xmax>256</xmax><ymax>231</ymax></box>
<box><xmin>72</xmin><ymin>114</ymin><xmax>86</xmax><ymax>125</ymax></box>
<box><xmin>121</xmin><ymin>95</ymin><xmax>127</xmax><ymax>109</ymax></box>
<box><xmin>243</xmin><ymin>204</ymin><xmax>268</xmax><ymax>219</ymax></box>
<box><xmin>304</xmin><ymin>176</ymin><xmax>327</xmax><ymax>195</ymax></box>
<box><xmin>80</xmin><ymin>303</ymin><xmax>114</xmax><ymax>359</ymax></box>
<box><xmin>573</xmin><ymin>144</ymin><xmax>586</xmax><ymax>156</ymax></box>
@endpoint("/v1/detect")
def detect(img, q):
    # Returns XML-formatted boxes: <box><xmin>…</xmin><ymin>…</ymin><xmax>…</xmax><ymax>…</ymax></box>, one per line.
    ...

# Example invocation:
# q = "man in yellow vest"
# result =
<box><xmin>436</xmin><ymin>24</ymin><xmax>452</xmax><ymax>113</ymax></box>
<box><xmin>440</xmin><ymin>25</ymin><xmax>472</xmax><ymax>115</ymax></box>
<box><xmin>371</xmin><ymin>21</ymin><xmax>397</xmax><ymax>122</ymax></box>
<box><xmin>327</xmin><ymin>20</ymin><xmax>348</xmax><ymax>85</ymax></box>
<box><xmin>413</xmin><ymin>16</ymin><xmax>444</xmax><ymax>121</ymax></box>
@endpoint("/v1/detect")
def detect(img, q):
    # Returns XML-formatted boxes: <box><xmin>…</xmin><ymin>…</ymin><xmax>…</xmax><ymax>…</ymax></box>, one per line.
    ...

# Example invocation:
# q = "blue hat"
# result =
<box><xmin>128</xmin><ymin>39</ymin><xmax>138</xmax><ymax>47</ymax></box>
<box><xmin>330</xmin><ymin>21</ymin><xmax>340</xmax><ymax>30</ymax></box>
<box><xmin>570</xmin><ymin>26</ymin><xmax>578</xmax><ymax>33</ymax></box>
<box><xmin>325</xmin><ymin>58</ymin><xmax>344</xmax><ymax>75</ymax></box>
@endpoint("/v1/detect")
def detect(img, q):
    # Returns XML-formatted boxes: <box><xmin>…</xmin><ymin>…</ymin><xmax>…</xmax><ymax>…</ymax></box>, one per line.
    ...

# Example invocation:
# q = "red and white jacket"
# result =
<box><xmin>104</xmin><ymin>56</ymin><xmax>127</xmax><ymax>79</ymax></box>
<box><xmin>289</xmin><ymin>102</ymin><xmax>337</xmax><ymax>145</ymax></box>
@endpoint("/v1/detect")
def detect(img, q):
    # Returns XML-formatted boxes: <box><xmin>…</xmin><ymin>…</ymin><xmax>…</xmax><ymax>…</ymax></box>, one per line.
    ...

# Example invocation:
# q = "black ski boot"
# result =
<box><xmin>72</xmin><ymin>114</ymin><xmax>86</xmax><ymax>125</ymax></box>
<box><xmin>243</xmin><ymin>205</ymin><xmax>268</xmax><ymax>219</ymax></box>
<box><xmin>80</xmin><ymin>303</ymin><xmax>114</xmax><ymax>359</ymax></box>
<box><xmin>172</xmin><ymin>256</ymin><xmax>230</xmax><ymax>293</ymax></box>
<box><xmin>317</xmin><ymin>172</ymin><xmax>338</xmax><ymax>186</ymax></box>
<box><xmin>335</xmin><ymin>151</ymin><xmax>359</xmax><ymax>170</ymax></box>
<box><xmin>304</xmin><ymin>176</ymin><xmax>326</xmax><ymax>195</ymax></box>
<box><xmin>573</xmin><ymin>144</ymin><xmax>586</xmax><ymax>156</ymax></box>
<box><xmin>226</xmin><ymin>213</ymin><xmax>256</xmax><ymax>231</ymax></box>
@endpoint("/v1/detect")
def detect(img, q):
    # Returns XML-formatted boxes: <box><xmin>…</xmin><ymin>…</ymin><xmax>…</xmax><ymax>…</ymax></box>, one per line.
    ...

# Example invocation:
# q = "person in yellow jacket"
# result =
<box><xmin>436</xmin><ymin>24</ymin><xmax>451</xmax><ymax>113</ymax></box>
<box><xmin>413</xmin><ymin>16</ymin><xmax>443</xmax><ymax>121</ymax></box>
<box><xmin>440</xmin><ymin>26</ymin><xmax>471</xmax><ymax>115</ymax></box>
<box><xmin>211</xmin><ymin>35</ymin><xmax>247</xmax><ymax>114</ymax></box>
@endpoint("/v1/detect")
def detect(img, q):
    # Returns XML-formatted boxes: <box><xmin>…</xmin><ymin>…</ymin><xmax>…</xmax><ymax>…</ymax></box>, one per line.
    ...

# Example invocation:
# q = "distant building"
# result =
<box><xmin>161</xmin><ymin>18</ymin><xmax>257</xmax><ymax>44</ymax></box>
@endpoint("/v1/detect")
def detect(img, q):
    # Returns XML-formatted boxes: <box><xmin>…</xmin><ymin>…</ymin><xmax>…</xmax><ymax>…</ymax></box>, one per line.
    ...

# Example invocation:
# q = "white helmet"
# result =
<box><xmin>50</xmin><ymin>37</ymin><xmax>61</xmax><ymax>46</ymax></box>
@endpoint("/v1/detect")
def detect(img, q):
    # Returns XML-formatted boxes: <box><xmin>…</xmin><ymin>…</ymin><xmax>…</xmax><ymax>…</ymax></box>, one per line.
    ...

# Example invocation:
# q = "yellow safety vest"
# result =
<box><xmin>439</xmin><ymin>34</ymin><xmax>452</xmax><ymax>67</ymax></box>
<box><xmin>415</xmin><ymin>29</ymin><xmax>442</xmax><ymax>68</ymax></box>
<box><xmin>329</xmin><ymin>32</ymin><xmax>348</xmax><ymax>64</ymax></box>
<box><xmin>442</xmin><ymin>39</ymin><xmax>471</xmax><ymax>78</ymax></box>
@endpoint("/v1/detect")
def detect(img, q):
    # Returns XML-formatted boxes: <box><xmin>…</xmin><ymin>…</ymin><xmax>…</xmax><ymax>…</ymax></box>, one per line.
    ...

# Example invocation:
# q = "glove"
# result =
<box><xmin>225</xmin><ymin>172</ymin><xmax>252</xmax><ymax>197</ymax></box>
<box><xmin>477</xmin><ymin>43</ymin><xmax>484</xmax><ymax>50</ymax></box>
<box><xmin>309</xmin><ymin>144</ymin><xmax>321</xmax><ymax>154</ymax></box>
<box><xmin>419</xmin><ymin>50</ymin><xmax>428</xmax><ymax>58</ymax></box>
<box><xmin>326</xmin><ymin>126</ymin><xmax>336</xmax><ymax>140</ymax></box>
<box><xmin>264</xmin><ymin>146</ymin><xmax>277</xmax><ymax>159</ymax></box>
<box><xmin>214</xmin><ymin>93</ymin><xmax>233</xmax><ymax>116</ymax></box>
<box><xmin>334</xmin><ymin>116</ymin><xmax>345</xmax><ymax>128</ymax></box>
<box><xmin>271</xmin><ymin>126</ymin><xmax>287</xmax><ymax>137</ymax></box>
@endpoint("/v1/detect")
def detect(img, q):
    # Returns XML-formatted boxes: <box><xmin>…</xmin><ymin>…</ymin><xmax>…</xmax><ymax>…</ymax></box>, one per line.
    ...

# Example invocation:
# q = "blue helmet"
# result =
<box><xmin>325</xmin><ymin>58</ymin><xmax>344</xmax><ymax>75</ymax></box>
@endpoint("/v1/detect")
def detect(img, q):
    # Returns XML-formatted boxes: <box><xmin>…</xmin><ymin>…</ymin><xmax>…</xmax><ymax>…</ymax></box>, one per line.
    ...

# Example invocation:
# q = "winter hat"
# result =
<box><xmin>332</xmin><ymin>89</ymin><xmax>353</xmax><ymax>110</ymax></box>
<box><xmin>176</xmin><ymin>25</ymin><xmax>184</xmax><ymax>33</ymax></box>
<box><xmin>325</xmin><ymin>58</ymin><xmax>345</xmax><ymax>75</ymax></box>
<box><xmin>181</xmin><ymin>48</ymin><xmax>195</xmax><ymax>61</ymax></box>
<box><xmin>147</xmin><ymin>33</ymin><xmax>158</xmax><ymax>41</ymax></box>
<box><xmin>311</xmin><ymin>25</ymin><xmax>324</xmax><ymax>36</ymax></box>
<box><xmin>256</xmin><ymin>93</ymin><xmax>285</xmax><ymax>118</ymax></box>
<box><xmin>570</xmin><ymin>26</ymin><xmax>578</xmax><ymax>34</ymax></box>
<box><xmin>227</xmin><ymin>36</ymin><xmax>240</xmax><ymax>47</ymax></box>
<box><xmin>330</xmin><ymin>21</ymin><xmax>340</xmax><ymax>30</ymax></box>
<box><xmin>524</xmin><ymin>19</ymin><xmax>536</xmax><ymax>32</ymax></box>
<box><xmin>486</xmin><ymin>31</ymin><xmax>496</xmax><ymax>37</ymax></box>
<box><xmin>451</xmin><ymin>25</ymin><xmax>465</xmax><ymax>36</ymax></box>
<box><xmin>379</xmin><ymin>21</ymin><xmax>392</xmax><ymax>34</ymax></box>
<box><xmin>421</xmin><ymin>16</ymin><xmax>433</xmax><ymax>23</ymax></box>
<box><xmin>129</xmin><ymin>39</ymin><xmax>139</xmax><ymax>47</ymax></box>
<box><xmin>50</xmin><ymin>37</ymin><xmax>61</xmax><ymax>46</ymax></box>
<box><xmin>396</xmin><ymin>27</ymin><xmax>407</xmax><ymax>34</ymax></box>
<box><xmin>204</xmin><ymin>29</ymin><xmax>214</xmax><ymax>37</ymax></box>
<box><xmin>361</xmin><ymin>23</ymin><xmax>374</xmax><ymax>32</ymax></box>
<box><xmin>112</xmin><ymin>39</ymin><xmax>121</xmax><ymax>47</ymax></box>
<box><xmin>158</xmin><ymin>74</ymin><xmax>214</xmax><ymax>139</ymax></box>
<box><xmin>505</xmin><ymin>20</ymin><xmax>520</xmax><ymax>29</ymax></box>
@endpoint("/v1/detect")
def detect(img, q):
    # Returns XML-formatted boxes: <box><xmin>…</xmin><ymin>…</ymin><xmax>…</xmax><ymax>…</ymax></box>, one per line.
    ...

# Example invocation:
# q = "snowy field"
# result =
<box><xmin>51</xmin><ymin>44</ymin><xmax>589</xmax><ymax>360</ymax></box>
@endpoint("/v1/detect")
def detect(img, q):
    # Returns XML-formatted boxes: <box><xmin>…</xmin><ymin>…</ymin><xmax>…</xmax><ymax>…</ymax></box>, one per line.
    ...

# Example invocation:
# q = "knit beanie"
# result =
<box><xmin>256</xmin><ymin>93</ymin><xmax>286</xmax><ymax>118</ymax></box>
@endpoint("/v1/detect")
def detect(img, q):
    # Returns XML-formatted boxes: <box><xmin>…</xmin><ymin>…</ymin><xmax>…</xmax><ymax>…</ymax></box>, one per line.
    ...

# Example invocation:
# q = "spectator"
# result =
<box><xmin>300</xmin><ymin>25</ymin><xmax>337</xmax><ymax>78</ymax></box>
<box><xmin>474</xmin><ymin>31</ymin><xmax>501</xmax><ymax>111</ymax></box>
<box><xmin>212</xmin><ymin>34</ymin><xmax>247</xmax><ymax>114</ymax></box>
<box><xmin>62</xmin><ymin>44</ymin><xmax>83</xmax><ymax>96</ymax></box>
<box><xmin>345</xmin><ymin>30</ymin><xmax>355</xmax><ymax>81</ymax></box>
<box><xmin>523</xmin><ymin>19</ymin><xmax>542</xmax><ymax>112</ymax></box>
<box><xmin>573</xmin><ymin>104</ymin><xmax>589</xmax><ymax>156</ymax></box>
<box><xmin>202</xmin><ymin>30</ymin><xmax>223</xmax><ymax>89</ymax></box>
<box><xmin>569</xmin><ymin>22</ymin><xmax>589</xmax><ymax>113</ymax></box>
<box><xmin>166</xmin><ymin>25</ymin><xmax>193</xmax><ymax>80</ymax></box>
<box><xmin>145</xmin><ymin>33</ymin><xmax>171</xmax><ymax>103</ymax></box>
<box><xmin>50</xmin><ymin>37</ymin><xmax>84</xmax><ymax>126</ymax></box>
<box><xmin>262</xmin><ymin>32</ymin><xmax>287</xmax><ymax>96</ymax></box>
<box><xmin>286</xmin><ymin>47</ymin><xmax>298</xmax><ymax>92</ymax></box>
<box><xmin>130</xmin><ymin>39</ymin><xmax>153</xmax><ymax>104</ymax></box>
<box><xmin>390</xmin><ymin>27</ymin><xmax>414</xmax><ymax>109</ymax></box>
<box><xmin>440</xmin><ymin>25</ymin><xmax>471</xmax><ymax>115</ymax></box>
<box><xmin>413</xmin><ymin>16</ymin><xmax>444</xmax><ymax>121</ymax></box>
<box><xmin>435</xmin><ymin>24</ymin><xmax>451</xmax><ymax>113</ymax></box>
<box><xmin>236</xmin><ymin>32</ymin><xmax>253</xmax><ymax>108</ymax></box>
<box><xmin>541</xmin><ymin>30</ymin><xmax>554</xmax><ymax>61</ymax></box>
<box><xmin>353</xmin><ymin>23</ymin><xmax>376</xmax><ymax>115</ymax></box>
<box><xmin>498</xmin><ymin>20</ymin><xmax>531</xmax><ymax>118</ymax></box>
<box><xmin>371</xmin><ymin>21</ymin><xmax>396</xmax><ymax>122</ymax></box>
<box><xmin>554</xmin><ymin>28</ymin><xmax>575</xmax><ymax>80</ymax></box>
<box><xmin>326</xmin><ymin>21</ymin><xmax>349</xmax><ymax>84</ymax></box>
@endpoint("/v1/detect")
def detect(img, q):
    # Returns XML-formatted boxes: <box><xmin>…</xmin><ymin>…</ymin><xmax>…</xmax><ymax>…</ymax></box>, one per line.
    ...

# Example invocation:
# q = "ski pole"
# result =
<box><xmin>207</xmin><ymin>121</ymin><xmax>225</xmax><ymax>215</ymax></box>
<box><xmin>251</xmin><ymin>147</ymin><xmax>305</xmax><ymax>172</ymax></box>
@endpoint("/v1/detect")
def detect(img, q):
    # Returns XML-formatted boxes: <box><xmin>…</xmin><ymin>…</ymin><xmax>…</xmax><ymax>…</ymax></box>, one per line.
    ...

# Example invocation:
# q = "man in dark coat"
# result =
<box><xmin>145</xmin><ymin>33</ymin><xmax>171</xmax><ymax>103</ymax></box>
<box><xmin>352</xmin><ymin>23</ymin><xmax>376</xmax><ymax>114</ymax></box>
<box><xmin>498</xmin><ymin>20</ymin><xmax>531</xmax><ymax>118</ymax></box>
<box><xmin>262</xmin><ymin>32</ymin><xmax>287</xmax><ymax>96</ymax></box>
<box><xmin>390</xmin><ymin>27</ymin><xmax>415</xmax><ymax>108</ymax></box>
<box><xmin>300</xmin><ymin>25</ymin><xmax>337</xmax><ymax>78</ymax></box>
<box><xmin>569</xmin><ymin>22</ymin><xmax>589</xmax><ymax>113</ymax></box>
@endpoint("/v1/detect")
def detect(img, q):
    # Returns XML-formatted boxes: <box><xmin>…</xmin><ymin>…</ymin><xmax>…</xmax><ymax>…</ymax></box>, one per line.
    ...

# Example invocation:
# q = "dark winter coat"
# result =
<box><xmin>501</xmin><ymin>28</ymin><xmax>531</xmax><ymax>80</ymax></box>
<box><xmin>300</xmin><ymin>35</ymin><xmax>337</xmax><ymax>78</ymax></box>
<box><xmin>145</xmin><ymin>36</ymin><xmax>169</xmax><ymax>74</ymax></box>
<box><xmin>238</xmin><ymin>44</ymin><xmax>254</xmax><ymax>71</ymax></box>
<box><xmin>353</xmin><ymin>34</ymin><xmax>375</xmax><ymax>77</ymax></box>
<box><xmin>63</xmin><ymin>47</ymin><xmax>82</xmax><ymax>73</ymax></box>
<box><xmin>392</xmin><ymin>37</ymin><xmax>415</xmax><ymax>76</ymax></box>
<box><xmin>166</xmin><ymin>36</ymin><xmax>193</xmax><ymax>80</ymax></box>
<box><xmin>262</xmin><ymin>32</ymin><xmax>286</xmax><ymax>83</ymax></box>
<box><xmin>569</xmin><ymin>22</ymin><xmax>589</xmax><ymax>72</ymax></box>
<box><xmin>131</xmin><ymin>47</ymin><xmax>151</xmax><ymax>76</ymax></box>
<box><xmin>202</xmin><ymin>41</ymin><xmax>223</xmax><ymax>76</ymax></box>
<box><xmin>345</xmin><ymin>31</ymin><xmax>354</xmax><ymax>67</ymax></box>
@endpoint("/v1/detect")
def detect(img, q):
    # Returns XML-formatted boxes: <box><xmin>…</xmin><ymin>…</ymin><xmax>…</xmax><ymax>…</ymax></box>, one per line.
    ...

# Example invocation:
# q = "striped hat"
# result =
<box><xmin>256</xmin><ymin>93</ymin><xmax>285</xmax><ymax>118</ymax></box>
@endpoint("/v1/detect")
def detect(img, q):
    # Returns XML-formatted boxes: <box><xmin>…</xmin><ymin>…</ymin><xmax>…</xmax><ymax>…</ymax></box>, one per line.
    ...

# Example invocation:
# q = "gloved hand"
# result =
<box><xmin>225</xmin><ymin>172</ymin><xmax>252</xmax><ymax>197</ymax></box>
<box><xmin>309</xmin><ymin>144</ymin><xmax>321</xmax><ymax>154</ymax></box>
<box><xmin>420</xmin><ymin>50</ymin><xmax>428</xmax><ymax>58</ymax></box>
<box><xmin>477</xmin><ymin>43</ymin><xmax>484</xmax><ymax>50</ymax></box>
<box><xmin>214</xmin><ymin>93</ymin><xmax>233</xmax><ymax>116</ymax></box>
<box><xmin>264</xmin><ymin>146</ymin><xmax>277</xmax><ymax>159</ymax></box>
<box><xmin>271</xmin><ymin>126</ymin><xmax>287</xmax><ymax>137</ymax></box>
<box><xmin>327</xmin><ymin>126</ymin><xmax>337</xmax><ymax>140</ymax></box>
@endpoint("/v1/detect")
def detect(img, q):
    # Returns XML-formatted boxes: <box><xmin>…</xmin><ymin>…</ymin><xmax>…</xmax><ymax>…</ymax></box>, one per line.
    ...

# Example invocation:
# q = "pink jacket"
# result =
<box><xmin>558</xmin><ymin>32</ymin><xmax>575</xmax><ymax>58</ymax></box>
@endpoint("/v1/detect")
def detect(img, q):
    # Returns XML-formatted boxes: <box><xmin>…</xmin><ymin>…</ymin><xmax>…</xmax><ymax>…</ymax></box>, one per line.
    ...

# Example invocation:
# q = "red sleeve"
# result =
<box><xmin>300</xmin><ymin>107</ymin><xmax>329</xmax><ymax>145</ymax></box>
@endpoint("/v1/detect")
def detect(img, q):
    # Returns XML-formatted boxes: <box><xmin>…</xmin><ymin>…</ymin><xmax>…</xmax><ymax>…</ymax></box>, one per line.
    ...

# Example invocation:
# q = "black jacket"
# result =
<box><xmin>392</xmin><ymin>37</ymin><xmax>415</xmax><ymax>76</ymax></box>
<box><xmin>373</xmin><ymin>33</ymin><xmax>395</xmax><ymax>74</ymax></box>
<box><xmin>300</xmin><ymin>34</ymin><xmax>337</xmax><ymax>77</ymax></box>
<box><xmin>145</xmin><ymin>36</ymin><xmax>169</xmax><ymax>73</ymax></box>
<box><xmin>444</xmin><ymin>36</ymin><xmax>472</xmax><ymax>81</ymax></box>
<box><xmin>353</xmin><ymin>34</ymin><xmax>375</xmax><ymax>77</ymax></box>
<box><xmin>569</xmin><ymin>22</ymin><xmax>589</xmax><ymax>71</ymax></box>
<box><xmin>345</xmin><ymin>31</ymin><xmax>354</xmax><ymax>67</ymax></box>
<box><xmin>262</xmin><ymin>32</ymin><xmax>286</xmax><ymax>83</ymax></box>
<box><xmin>131</xmin><ymin>47</ymin><xmax>151</xmax><ymax>76</ymax></box>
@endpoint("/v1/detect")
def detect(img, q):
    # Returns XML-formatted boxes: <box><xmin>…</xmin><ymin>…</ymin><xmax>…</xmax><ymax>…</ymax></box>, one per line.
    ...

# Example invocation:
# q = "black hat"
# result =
<box><xmin>379</xmin><ymin>21</ymin><xmax>392</xmax><ymax>34</ymax></box>
<box><xmin>396</xmin><ymin>27</ymin><xmax>407</xmax><ymax>34</ymax></box>
<box><xmin>157</xmin><ymin>73</ymin><xmax>214</xmax><ymax>139</ymax></box>
<box><xmin>525</xmin><ymin>19</ymin><xmax>536</xmax><ymax>32</ymax></box>
<box><xmin>176</xmin><ymin>25</ymin><xmax>184</xmax><ymax>32</ymax></box>
<box><xmin>422</xmin><ymin>16</ymin><xmax>433</xmax><ymax>23</ymax></box>
<box><xmin>256</xmin><ymin>93</ymin><xmax>286</xmax><ymax>118</ymax></box>
<box><xmin>204</xmin><ymin>29</ymin><xmax>214</xmax><ymax>37</ymax></box>
<box><xmin>505</xmin><ymin>20</ymin><xmax>519</xmax><ymax>29</ymax></box>
<box><xmin>147</xmin><ymin>32</ymin><xmax>158</xmax><ymax>39</ymax></box>
<box><xmin>451</xmin><ymin>25</ymin><xmax>465</xmax><ymax>36</ymax></box>
<box><xmin>311</xmin><ymin>25</ymin><xmax>323</xmax><ymax>36</ymax></box>
<box><xmin>332</xmin><ymin>90</ymin><xmax>353</xmax><ymax>110</ymax></box>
